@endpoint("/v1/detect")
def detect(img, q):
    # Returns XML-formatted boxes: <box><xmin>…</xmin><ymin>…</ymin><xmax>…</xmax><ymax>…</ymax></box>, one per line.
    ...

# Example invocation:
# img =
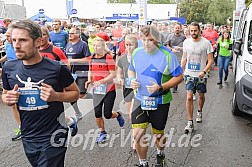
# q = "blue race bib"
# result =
<box><xmin>188</xmin><ymin>62</ymin><xmax>200</xmax><ymax>71</ymax></box>
<box><xmin>72</xmin><ymin>74</ymin><xmax>77</xmax><ymax>81</ymax></box>
<box><xmin>141</xmin><ymin>96</ymin><xmax>158</xmax><ymax>110</ymax></box>
<box><xmin>93</xmin><ymin>84</ymin><xmax>107</xmax><ymax>95</ymax></box>
<box><xmin>124</xmin><ymin>78</ymin><xmax>131</xmax><ymax>88</ymax></box>
<box><xmin>18</xmin><ymin>88</ymin><xmax>48</xmax><ymax>111</ymax></box>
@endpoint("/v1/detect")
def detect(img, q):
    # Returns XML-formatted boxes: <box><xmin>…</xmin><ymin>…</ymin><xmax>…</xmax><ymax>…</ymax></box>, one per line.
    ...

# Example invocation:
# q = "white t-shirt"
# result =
<box><xmin>183</xmin><ymin>37</ymin><xmax>213</xmax><ymax>77</ymax></box>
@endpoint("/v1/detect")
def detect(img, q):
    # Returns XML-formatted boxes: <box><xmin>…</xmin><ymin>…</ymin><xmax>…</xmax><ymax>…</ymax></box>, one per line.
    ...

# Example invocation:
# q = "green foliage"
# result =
<box><xmin>107</xmin><ymin>0</ymin><xmax>137</xmax><ymax>3</ymax></box>
<box><xmin>147</xmin><ymin>0</ymin><xmax>172</xmax><ymax>3</ymax></box>
<box><xmin>107</xmin><ymin>0</ymin><xmax>174</xmax><ymax>4</ymax></box>
<box><xmin>246</xmin><ymin>0</ymin><xmax>252</xmax><ymax>6</ymax></box>
<box><xmin>107</xmin><ymin>0</ymin><xmax>236</xmax><ymax>25</ymax></box>
<box><xmin>179</xmin><ymin>0</ymin><xmax>235</xmax><ymax>25</ymax></box>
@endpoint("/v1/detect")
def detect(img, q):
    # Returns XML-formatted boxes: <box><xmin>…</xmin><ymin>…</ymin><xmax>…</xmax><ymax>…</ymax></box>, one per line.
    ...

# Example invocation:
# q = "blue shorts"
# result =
<box><xmin>22</xmin><ymin>140</ymin><xmax>67</xmax><ymax>167</ymax></box>
<box><xmin>184</xmin><ymin>75</ymin><xmax>207</xmax><ymax>94</ymax></box>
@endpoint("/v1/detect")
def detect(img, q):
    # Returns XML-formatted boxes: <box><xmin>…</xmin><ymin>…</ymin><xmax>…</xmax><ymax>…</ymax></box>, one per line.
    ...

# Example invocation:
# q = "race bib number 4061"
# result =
<box><xmin>18</xmin><ymin>88</ymin><xmax>48</xmax><ymax>111</ymax></box>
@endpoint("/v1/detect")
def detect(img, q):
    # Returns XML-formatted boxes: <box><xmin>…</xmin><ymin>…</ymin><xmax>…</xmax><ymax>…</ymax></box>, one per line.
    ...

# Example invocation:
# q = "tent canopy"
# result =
<box><xmin>29</xmin><ymin>13</ymin><xmax>53</xmax><ymax>22</ymax></box>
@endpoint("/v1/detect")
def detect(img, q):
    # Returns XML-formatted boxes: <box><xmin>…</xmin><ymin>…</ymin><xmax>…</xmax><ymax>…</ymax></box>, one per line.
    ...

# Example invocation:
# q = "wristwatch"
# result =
<box><xmin>158</xmin><ymin>85</ymin><xmax>164</xmax><ymax>93</ymax></box>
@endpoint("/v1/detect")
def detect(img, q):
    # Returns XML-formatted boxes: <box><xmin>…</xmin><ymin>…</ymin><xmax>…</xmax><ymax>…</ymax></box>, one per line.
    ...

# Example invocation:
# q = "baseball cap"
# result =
<box><xmin>88</xmin><ymin>26</ymin><xmax>96</xmax><ymax>32</ymax></box>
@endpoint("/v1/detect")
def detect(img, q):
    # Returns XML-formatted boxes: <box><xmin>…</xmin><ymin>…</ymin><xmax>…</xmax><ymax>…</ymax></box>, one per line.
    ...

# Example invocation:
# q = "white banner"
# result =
<box><xmin>139</xmin><ymin>0</ymin><xmax>147</xmax><ymax>25</ymax></box>
<box><xmin>236</xmin><ymin>0</ymin><xmax>246</xmax><ymax>10</ymax></box>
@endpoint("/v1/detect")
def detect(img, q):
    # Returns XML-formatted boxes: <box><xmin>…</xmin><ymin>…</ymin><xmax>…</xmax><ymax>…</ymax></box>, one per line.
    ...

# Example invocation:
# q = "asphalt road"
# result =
<box><xmin>0</xmin><ymin>69</ymin><xmax>252</xmax><ymax>167</ymax></box>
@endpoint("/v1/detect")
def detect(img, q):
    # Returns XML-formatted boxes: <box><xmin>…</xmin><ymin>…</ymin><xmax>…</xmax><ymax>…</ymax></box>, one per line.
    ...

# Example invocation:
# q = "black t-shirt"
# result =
<box><xmin>2</xmin><ymin>57</ymin><xmax>74</xmax><ymax>143</ymax></box>
<box><xmin>0</xmin><ymin>26</ymin><xmax>7</xmax><ymax>34</ymax></box>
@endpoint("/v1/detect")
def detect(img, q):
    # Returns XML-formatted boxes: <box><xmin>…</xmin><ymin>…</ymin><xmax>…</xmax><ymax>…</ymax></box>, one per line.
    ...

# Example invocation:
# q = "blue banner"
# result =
<box><xmin>66</xmin><ymin>0</ymin><xmax>73</xmax><ymax>16</ymax></box>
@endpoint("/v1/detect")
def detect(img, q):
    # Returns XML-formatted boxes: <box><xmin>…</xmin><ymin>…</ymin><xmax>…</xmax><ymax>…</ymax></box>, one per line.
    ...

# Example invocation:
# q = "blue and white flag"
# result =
<box><xmin>66</xmin><ymin>0</ymin><xmax>73</xmax><ymax>16</ymax></box>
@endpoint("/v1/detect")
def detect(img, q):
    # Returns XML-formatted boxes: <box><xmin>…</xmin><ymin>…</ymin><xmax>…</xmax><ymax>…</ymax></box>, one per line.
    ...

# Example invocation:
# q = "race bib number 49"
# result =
<box><xmin>18</xmin><ymin>88</ymin><xmax>48</xmax><ymax>111</ymax></box>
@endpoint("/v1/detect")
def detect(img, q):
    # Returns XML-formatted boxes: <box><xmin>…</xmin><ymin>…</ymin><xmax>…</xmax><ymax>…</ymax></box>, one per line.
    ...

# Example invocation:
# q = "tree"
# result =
<box><xmin>179</xmin><ymin>0</ymin><xmax>235</xmax><ymax>25</ymax></box>
<box><xmin>107</xmin><ymin>0</ymin><xmax>137</xmax><ymax>3</ymax></box>
<box><xmin>245</xmin><ymin>0</ymin><xmax>252</xmax><ymax>6</ymax></box>
<box><xmin>206</xmin><ymin>0</ymin><xmax>235</xmax><ymax>25</ymax></box>
<box><xmin>107</xmin><ymin>0</ymin><xmax>175</xmax><ymax>3</ymax></box>
<box><xmin>179</xmin><ymin>0</ymin><xmax>210</xmax><ymax>23</ymax></box>
<box><xmin>147</xmin><ymin>0</ymin><xmax>172</xmax><ymax>3</ymax></box>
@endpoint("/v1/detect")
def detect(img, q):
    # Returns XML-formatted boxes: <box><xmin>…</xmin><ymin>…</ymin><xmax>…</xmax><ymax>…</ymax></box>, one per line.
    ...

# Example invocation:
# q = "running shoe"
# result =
<box><xmin>117</xmin><ymin>111</ymin><xmax>125</xmax><ymax>127</ymax></box>
<box><xmin>172</xmin><ymin>86</ymin><xmax>178</xmax><ymax>93</ymax></box>
<box><xmin>217</xmin><ymin>81</ymin><xmax>222</xmax><ymax>85</ymax></box>
<box><xmin>224</xmin><ymin>75</ymin><xmax>228</xmax><ymax>82</ymax></box>
<box><xmin>155</xmin><ymin>154</ymin><xmax>166</xmax><ymax>167</ymax></box>
<box><xmin>184</xmin><ymin>121</ymin><xmax>194</xmax><ymax>134</ymax></box>
<box><xmin>76</xmin><ymin>113</ymin><xmax>83</xmax><ymax>121</ymax></box>
<box><xmin>96</xmin><ymin>131</ymin><xmax>107</xmax><ymax>143</ymax></box>
<box><xmin>193</xmin><ymin>94</ymin><xmax>196</xmax><ymax>101</ymax></box>
<box><xmin>196</xmin><ymin>111</ymin><xmax>202</xmax><ymax>123</ymax></box>
<box><xmin>11</xmin><ymin>128</ymin><xmax>21</xmax><ymax>141</ymax></box>
<box><xmin>69</xmin><ymin>117</ymin><xmax>78</xmax><ymax>136</ymax></box>
<box><xmin>136</xmin><ymin>162</ymin><xmax>149</xmax><ymax>167</ymax></box>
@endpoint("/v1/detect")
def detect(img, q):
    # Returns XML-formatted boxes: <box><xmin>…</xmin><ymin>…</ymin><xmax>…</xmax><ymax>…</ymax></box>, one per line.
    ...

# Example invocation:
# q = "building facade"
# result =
<box><xmin>0</xmin><ymin>0</ymin><xmax>26</xmax><ymax>20</ymax></box>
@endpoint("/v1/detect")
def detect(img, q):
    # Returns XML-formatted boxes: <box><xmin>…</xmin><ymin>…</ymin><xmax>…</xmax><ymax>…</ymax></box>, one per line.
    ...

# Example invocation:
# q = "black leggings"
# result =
<box><xmin>93</xmin><ymin>90</ymin><xmax>116</xmax><ymax>119</ymax></box>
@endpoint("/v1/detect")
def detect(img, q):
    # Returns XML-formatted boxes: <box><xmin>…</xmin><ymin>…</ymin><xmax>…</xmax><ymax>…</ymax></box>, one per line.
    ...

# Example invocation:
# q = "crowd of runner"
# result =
<box><xmin>0</xmin><ymin>17</ymin><xmax>233</xmax><ymax>167</ymax></box>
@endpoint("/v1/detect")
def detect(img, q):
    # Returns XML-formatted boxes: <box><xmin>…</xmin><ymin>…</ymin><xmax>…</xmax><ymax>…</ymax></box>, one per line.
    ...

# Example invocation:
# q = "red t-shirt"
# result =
<box><xmin>202</xmin><ymin>30</ymin><xmax>219</xmax><ymax>47</ymax></box>
<box><xmin>118</xmin><ymin>40</ymin><xmax>125</xmax><ymax>55</ymax></box>
<box><xmin>39</xmin><ymin>43</ymin><xmax>67</xmax><ymax>62</ymax></box>
<box><xmin>89</xmin><ymin>54</ymin><xmax>115</xmax><ymax>91</ymax></box>
<box><xmin>97</xmin><ymin>32</ymin><xmax>110</xmax><ymax>42</ymax></box>
<box><xmin>112</xmin><ymin>28</ymin><xmax>122</xmax><ymax>39</ymax></box>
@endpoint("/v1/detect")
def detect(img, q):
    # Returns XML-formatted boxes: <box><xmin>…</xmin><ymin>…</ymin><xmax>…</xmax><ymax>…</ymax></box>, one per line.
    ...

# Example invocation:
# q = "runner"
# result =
<box><xmin>39</xmin><ymin>26</ymin><xmax>78</xmax><ymax>136</ymax></box>
<box><xmin>117</xmin><ymin>34</ymin><xmax>138</xmax><ymax>150</ymax></box>
<box><xmin>85</xmin><ymin>38</ymin><xmax>125</xmax><ymax>143</ymax></box>
<box><xmin>39</xmin><ymin>26</ymin><xmax>68</xmax><ymax>62</ymax></box>
<box><xmin>0</xmin><ymin>28</ymin><xmax>21</xmax><ymax>141</ymax></box>
<box><xmin>216</xmin><ymin>30</ymin><xmax>232</xmax><ymax>85</ymax></box>
<box><xmin>128</xmin><ymin>25</ymin><xmax>183</xmax><ymax>167</ymax></box>
<box><xmin>117</xmin><ymin>34</ymin><xmax>138</xmax><ymax>117</ymax></box>
<box><xmin>65</xmin><ymin>26</ymin><xmax>92</xmax><ymax>120</ymax></box>
<box><xmin>202</xmin><ymin>22</ymin><xmax>219</xmax><ymax>66</ymax></box>
<box><xmin>1</xmin><ymin>20</ymin><xmax>79</xmax><ymax>167</ymax></box>
<box><xmin>165</xmin><ymin>22</ymin><xmax>186</xmax><ymax>93</ymax></box>
<box><xmin>49</xmin><ymin>19</ymin><xmax>69</xmax><ymax>51</ymax></box>
<box><xmin>181</xmin><ymin>22</ymin><xmax>214</xmax><ymax>134</ymax></box>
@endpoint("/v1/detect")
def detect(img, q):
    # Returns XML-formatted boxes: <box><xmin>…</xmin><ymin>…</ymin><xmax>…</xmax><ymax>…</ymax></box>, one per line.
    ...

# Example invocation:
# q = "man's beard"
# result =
<box><xmin>192</xmin><ymin>34</ymin><xmax>198</xmax><ymax>39</ymax></box>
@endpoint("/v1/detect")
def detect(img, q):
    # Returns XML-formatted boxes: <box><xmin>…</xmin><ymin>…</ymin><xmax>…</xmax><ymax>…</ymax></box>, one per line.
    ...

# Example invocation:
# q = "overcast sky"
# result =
<box><xmin>3</xmin><ymin>0</ymin><xmax>174</xmax><ymax>20</ymax></box>
<box><xmin>4</xmin><ymin>0</ymin><xmax>108</xmax><ymax>18</ymax></box>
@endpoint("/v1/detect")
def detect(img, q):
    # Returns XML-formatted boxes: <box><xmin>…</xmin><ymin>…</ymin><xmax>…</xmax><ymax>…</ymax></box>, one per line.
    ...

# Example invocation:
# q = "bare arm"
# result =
<box><xmin>116</xmin><ymin>66</ymin><xmax>123</xmax><ymax>84</ymax></box>
<box><xmin>181</xmin><ymin>51</ymin><xmax>187</xmax><ymax>67</ymax></box>
<box><xmin>128</xmin><ymin>69</ymin><xmax>136</xmax><ymax>80</ymax></box>
<box><xmin>98</xmin><ymin>69</ymin><xmax>116</xmax><ymax>85</ymax></box>
<box><xmin>0</xmin><ymin>55</ymin><xmax>7</xmax><ymax>63</ymax></box>
<box><xmin>198</xmin><ymin>52</ymin><xmax>214</xmax><ymax>78</ymax></box>
<box><xmin>146</xmin><ymin>74</ymin><xmax>183</xmax><ymax>94</ymax></box>
<box><xmin>162</xmin><ymin>74</ymin><xmax>183</xmax><ymax>91</ymax></box>
<box><xmin>128</xmin><ymin>69</ymin><xmax>140</xmax><ymax>90</ymax></box>
<box><xmin>85</xmin><ymin>70</ymin><xmax>93</xmax><ymax>89</ymax></box>
<box><xmin>68</xmin><ymin>57</ymin><xmax>90</xmax><ymax>65</ymax></box>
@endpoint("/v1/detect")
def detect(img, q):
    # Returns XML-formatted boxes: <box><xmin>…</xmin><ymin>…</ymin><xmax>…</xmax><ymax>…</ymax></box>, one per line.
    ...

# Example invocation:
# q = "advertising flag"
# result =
<box><xmin>66</xmin><ymin>0</ymin><xmax>73</xmax><ymax>16</ymax></box>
